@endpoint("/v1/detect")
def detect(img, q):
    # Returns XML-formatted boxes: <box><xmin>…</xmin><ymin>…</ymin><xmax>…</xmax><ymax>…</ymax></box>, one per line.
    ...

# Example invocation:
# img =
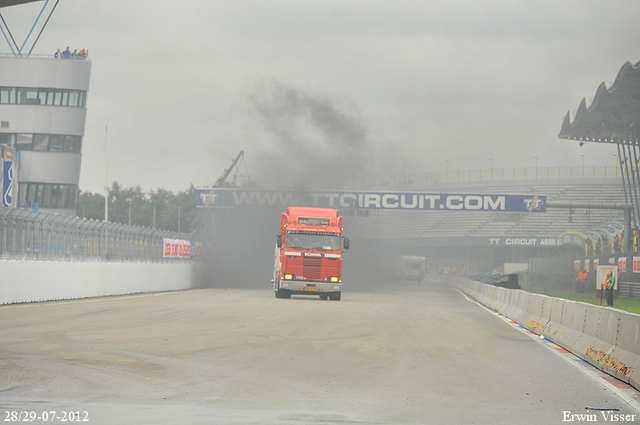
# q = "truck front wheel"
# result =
<box><xmin>275</xmin><ymin>289</ymin><xmax>291</xmax><ymax>299</ymax></box>
<box><xmin>329</xmin><ymin>292</ymin><xmax>341</xmax><ymax>301</ymax></box>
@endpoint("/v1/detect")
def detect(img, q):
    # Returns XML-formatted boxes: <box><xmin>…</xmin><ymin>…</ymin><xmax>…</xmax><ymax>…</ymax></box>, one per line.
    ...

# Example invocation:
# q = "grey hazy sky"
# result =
<box><xmin>2</xmin><ymin>0</ymin><xmax>639</xmax><ymax>193</ymax></box>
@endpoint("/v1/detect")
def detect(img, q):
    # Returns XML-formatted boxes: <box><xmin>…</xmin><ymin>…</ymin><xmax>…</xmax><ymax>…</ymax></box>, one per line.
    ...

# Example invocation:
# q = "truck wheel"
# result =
<box><xmin>329</xmin><ymin>292</ymin><xmax>341</xmax><ymax>301</ymax></box>
<box><xmin>320</xmin><ymin>294</ymin><xmax>328</xmax><ymax>300</ymax></box>
<box><xmin>275</xmin><ymin>289</ymin><xmax>290</xmax><ymax>299</ymax></box>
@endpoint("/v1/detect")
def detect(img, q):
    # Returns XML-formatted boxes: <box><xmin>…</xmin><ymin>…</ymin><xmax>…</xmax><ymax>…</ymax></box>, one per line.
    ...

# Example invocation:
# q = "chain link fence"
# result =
<box><xmin>0</xmin><ymin>207</ymin><xmax>203</xmax><ymax>262</ymax></box>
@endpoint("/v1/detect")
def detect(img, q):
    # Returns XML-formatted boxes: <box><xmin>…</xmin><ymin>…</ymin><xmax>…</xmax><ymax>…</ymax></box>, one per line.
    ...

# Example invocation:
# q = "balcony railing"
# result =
<box><xmin>367</xmin><ymin>165</ymin><xmax>620</xmax><ymax>187</ymax></box>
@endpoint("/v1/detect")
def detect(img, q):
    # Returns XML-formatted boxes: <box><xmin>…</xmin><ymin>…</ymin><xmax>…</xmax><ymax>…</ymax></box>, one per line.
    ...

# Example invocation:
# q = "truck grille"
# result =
<box><xmin>303</xmin><ymin>258</ymin><xmax>322</xmax><ymax>279</ymax></box>
<box><xmin>285</xmin><ymin>257</ymin><xmax>340</xmax><ymax>281</ymax></box>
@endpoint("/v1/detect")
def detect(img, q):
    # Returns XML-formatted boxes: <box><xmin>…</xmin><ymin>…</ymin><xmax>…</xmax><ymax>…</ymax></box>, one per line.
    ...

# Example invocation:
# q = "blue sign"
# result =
<box><xmin>384</xmin><ymin>234</ymin><xmax>583</xmax><ymax>248</ymax></box>
<box><xmin>2</xmin><ymin>147</ymin><xmax>15</xmax><ymax>208</ymax></box>
<box><xmin>196</xmin><ymin>189</ymin><xmax>546</xmax><ymax>213</ymax></box>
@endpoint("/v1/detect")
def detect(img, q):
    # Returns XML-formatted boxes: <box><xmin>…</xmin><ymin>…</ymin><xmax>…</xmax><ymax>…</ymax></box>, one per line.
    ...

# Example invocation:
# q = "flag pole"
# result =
<box><xmin>104</xmin><ymin>120</ymin><xmax>109</xmax><ymax>222</ymax></box>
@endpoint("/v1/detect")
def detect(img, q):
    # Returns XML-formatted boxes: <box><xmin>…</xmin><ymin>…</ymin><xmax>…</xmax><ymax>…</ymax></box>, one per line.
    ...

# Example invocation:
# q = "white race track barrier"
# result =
<box><xmin>0</xmin><ymin>260</ymin><xmax>197</xmax><ymax>304</ymax></box>
<box><xmin>451</xmin><ymin>277</ymin><xmax>640</xmax><ymax>391</ymax></box>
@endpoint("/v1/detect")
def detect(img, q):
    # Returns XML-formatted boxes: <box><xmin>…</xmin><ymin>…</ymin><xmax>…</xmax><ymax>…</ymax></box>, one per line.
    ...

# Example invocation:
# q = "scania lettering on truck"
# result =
<box><xmin>273</xmin><ymin>207</ymin><xmax>349</xmax><ymax>300</ymax></box>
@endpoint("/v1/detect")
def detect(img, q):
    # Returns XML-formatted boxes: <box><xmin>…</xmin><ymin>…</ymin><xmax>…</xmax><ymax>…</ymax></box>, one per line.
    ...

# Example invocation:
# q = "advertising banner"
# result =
<box><xmin>381</xmin><ymin>235</ymin><xmax>584</xmax><ymax>248</ymax></box>
<box><xmin>618</xmin><ymin>257</ymin><xmax>627</xmax><ymax>273</ymax></box>
<box><xmin>163</xmin><ymin>238</ymin><xmax>192</xmax><ymax>259</ymax></box>
<box><xmin>1</xmin><ymin>147</ymin><xmax>18</xmax><ymax>208</ymax></box>
<box><xmin>585</xmin><ymin>259</ymin><xmax>590</xmax><ymax>272</ymax></box>
<box><xmin>196</xmin><ymin>189</ymin><xmax>547</xmax><ymax>213</ymax></box>
<box><xmin>634</xmin><ymin>256</ymin><xmax>640</xmax><ymax>273</ymax></box>
<box><xmin>597</xmin><ymin>265</ymin><xmax>618</xmax><ymax>290</ymax></box>
<box><xmin>191</xmin><ymin>241</ymin><xmax>204</xmax><ymax>259</ymax></box>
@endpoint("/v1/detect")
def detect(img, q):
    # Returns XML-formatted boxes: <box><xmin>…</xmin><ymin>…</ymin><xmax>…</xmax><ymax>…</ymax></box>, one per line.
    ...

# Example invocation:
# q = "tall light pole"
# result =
<box><xmin>581</xmin><ymin>153</ymin><xmax>584</xmax><ymax>178</ymax></box>
<box><xmin>445</xmin><ymin>159</ymin><xmax>449</xmax><ymax>182</ymax></box>
<box><xmin>126</xmin><ymin>197</ymin><xmax>132</xmax><ymax>225</ymax></box>
<box><xmin>489</xmin><ymin>156</ymin><xmax>493</xmax><ymax>179</ymax></box>
<box><xmin>534</xmin><ymin>155</ymin><xmax>538</xmax><ymax>178</ymax></box>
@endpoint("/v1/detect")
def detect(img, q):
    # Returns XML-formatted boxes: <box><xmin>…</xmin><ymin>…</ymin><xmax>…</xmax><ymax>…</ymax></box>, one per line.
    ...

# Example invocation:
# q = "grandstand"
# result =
<box><xmin>345</xmin><ymin>59</ymin><xmax>640</xmax><ymax>288</ymax></box>
<box><xmin>342</xmin><ymin>174</ymin><xmax>631</xmax><ymax>283</ymax></box>
<box><xmin>348</xmin><ymin>177</ymin><xmax>625</xmax><ymax>242</ymax></box>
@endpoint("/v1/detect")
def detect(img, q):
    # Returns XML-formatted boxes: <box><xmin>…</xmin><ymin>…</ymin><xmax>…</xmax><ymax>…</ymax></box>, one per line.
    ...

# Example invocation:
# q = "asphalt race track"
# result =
<box><xmin>1</xmin><ymin>279</ymin><xmax>639</xmax><ymax>424</ymax></box>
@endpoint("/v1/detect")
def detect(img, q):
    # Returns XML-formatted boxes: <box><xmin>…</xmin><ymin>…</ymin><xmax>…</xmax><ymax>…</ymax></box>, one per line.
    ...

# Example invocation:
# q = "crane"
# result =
<box><xmin>214</xmin><ymin>151</ymin><xmax>246</xmax><ymax>188</ymax></box>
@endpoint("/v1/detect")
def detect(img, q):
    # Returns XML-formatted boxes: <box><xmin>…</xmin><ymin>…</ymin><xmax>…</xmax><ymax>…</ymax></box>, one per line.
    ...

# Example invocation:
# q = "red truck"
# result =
<box><xmin>273</xmin><ymin>207</ymin><xmax>349</xmax><ymax>300</ymax></box>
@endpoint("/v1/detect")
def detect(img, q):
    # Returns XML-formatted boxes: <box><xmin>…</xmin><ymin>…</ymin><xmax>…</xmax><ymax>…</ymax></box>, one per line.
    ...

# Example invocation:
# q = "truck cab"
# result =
<box><xmin>273</xmin><ymin>207</ymin><xmax>349</xmax><ymax>300</ymax></box>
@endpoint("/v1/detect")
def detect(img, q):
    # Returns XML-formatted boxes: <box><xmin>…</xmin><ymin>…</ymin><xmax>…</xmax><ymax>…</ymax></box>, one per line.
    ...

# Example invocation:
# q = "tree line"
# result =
<box><xmin>76</xmin><ymin>182</ymin><xmax>198</xmax><ymax>233</ymax></box>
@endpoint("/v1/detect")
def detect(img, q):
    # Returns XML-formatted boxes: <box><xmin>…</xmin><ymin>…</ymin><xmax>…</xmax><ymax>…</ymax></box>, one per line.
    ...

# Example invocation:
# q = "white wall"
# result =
<box><xmin>0</xmin><ymin>260</ymin><xmax>195</xmax><ymax>304</ymax></box>
<box><xmin>0</xmin><ymin>57</ymin><xmax>91</xmax><ymax>90</ymax></box>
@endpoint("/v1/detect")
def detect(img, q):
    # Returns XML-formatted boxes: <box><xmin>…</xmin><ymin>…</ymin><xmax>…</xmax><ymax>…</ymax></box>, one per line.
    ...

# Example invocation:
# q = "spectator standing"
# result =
<box><xmin>602</xmin><ymin>271</ymin><xmax>615</xmax><ymax>306</ymax></box>
<box><xmin>575</xmin><ymin>268</ymin><xmax>587</xmax><ymax>293</ymax></box>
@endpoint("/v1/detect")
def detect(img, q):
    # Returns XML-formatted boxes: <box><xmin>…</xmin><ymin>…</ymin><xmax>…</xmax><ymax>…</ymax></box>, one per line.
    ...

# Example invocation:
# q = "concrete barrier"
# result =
<box><xmin>450</xmin><ymin>277</ymin><xmax>640</xmax><ymax>390</ymax></box>
<box><xmin>0</xmin><ymin>260</ymin><xmax>197</xmax><ymax>304</ymax></box>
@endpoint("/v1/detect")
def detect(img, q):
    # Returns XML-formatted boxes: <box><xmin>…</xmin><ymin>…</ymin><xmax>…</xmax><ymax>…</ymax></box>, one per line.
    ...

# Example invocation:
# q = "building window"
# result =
<box><xmin>49</xmin><ymin>135</ymin><xmax>65</xmax><ymax>152</ymax></box>
<box><xmin>17</xmin><ymin>88</ymin><xmax>39</xmax><ymax>104</ymax></box>
<box><xmin>19</xmin><ymin>183</ymin><xmax>77</xmax><ymax>209</ymax></box>
<box><xmin>15</xmin><ymin>134</ymin><xmax>32</xmax><ymax>150</ymax></box>
<box><xmin>33</xmin><ymin>135</ymin><xmax>49</xmax><ymax>151</ymax></box>
<box><xmin>0</xmin><ymin>87</ymin><xmax>16</xmax><ymax>103</ymax></box>
<box><xmin>64</xmin><ymin>135</ymin><xmax>81</xmax><ymax>153</ymax></box>
<box><xmin>0</xmin><ymin>133</ymin><xmax>14</xmax><ymax>146</ymax></box>
<box><xmin>0</xmin><ymin>133</ymin><xmax>81</xmax><ymax>152</ymax></box>
<box><xmin>0</xmin><ymin>86</ymin><xmax>86</xmax><ymax>108</ymax></box>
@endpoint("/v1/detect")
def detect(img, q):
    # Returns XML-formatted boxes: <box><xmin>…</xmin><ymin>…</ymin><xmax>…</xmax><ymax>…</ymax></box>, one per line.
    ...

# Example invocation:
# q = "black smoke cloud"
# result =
<box><xmin>246</xmin><ymin>80</ymin><xmax>378</xmax><ymax>190</ymax></box>
<box><xmin>193</xmin><ymin>81</ymin><xmax>410</xmax><ymax>290</ymax></box>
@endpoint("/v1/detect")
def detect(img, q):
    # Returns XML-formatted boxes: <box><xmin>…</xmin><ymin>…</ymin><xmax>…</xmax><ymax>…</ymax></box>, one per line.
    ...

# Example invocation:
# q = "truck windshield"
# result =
<box><xmin>286</xmin><ymin>231</ymin><xmax>340</xmax><ymax>251</ymax></box>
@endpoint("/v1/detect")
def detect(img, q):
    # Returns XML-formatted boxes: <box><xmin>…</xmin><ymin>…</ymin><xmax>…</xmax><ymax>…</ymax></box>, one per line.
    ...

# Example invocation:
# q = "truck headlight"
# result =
<box><xmin>284</xmin><ymin>274</ymin><xmax>293</xmax><ymax>280</ymax></box>
<box><xmin>330</xmin><ymin>276</ymin><xmax>339</xmax><ymax>283</ymax></box>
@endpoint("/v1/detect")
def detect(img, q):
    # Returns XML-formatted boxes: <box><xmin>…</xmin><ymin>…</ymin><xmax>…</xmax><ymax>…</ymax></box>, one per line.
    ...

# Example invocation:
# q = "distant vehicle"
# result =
<box><xmin>272</xmin><ymin>207</ymin><xmax>349</xmax><ymax>300</ymax></box>
<box><xmin>395</xmin><ymin>255</ymin><xmax>426</xmax><ymax>283</ymax></box>
<box><xmin>485</xmin><ymin>273</ymin><xmax>520</xmax><ymax>289</ymax></box>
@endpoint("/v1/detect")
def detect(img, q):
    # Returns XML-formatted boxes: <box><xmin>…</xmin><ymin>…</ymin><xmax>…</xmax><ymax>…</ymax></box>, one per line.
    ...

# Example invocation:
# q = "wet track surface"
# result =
<box><xmin>1</xmin><ymin>279</ymin><xmax>639</xmax><ymax>424</ymax></box>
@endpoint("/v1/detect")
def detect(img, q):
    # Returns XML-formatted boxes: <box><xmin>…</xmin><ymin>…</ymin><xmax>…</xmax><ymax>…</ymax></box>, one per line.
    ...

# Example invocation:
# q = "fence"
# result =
<box><xmin>367</xmin><ymin>165</ymin><xmax>619</xmax><ymax>187</ymax></box>
<box><xmin>0</xmin><ymin>207</ymin><xmax>201</xmax><ymax>262</ymax></box>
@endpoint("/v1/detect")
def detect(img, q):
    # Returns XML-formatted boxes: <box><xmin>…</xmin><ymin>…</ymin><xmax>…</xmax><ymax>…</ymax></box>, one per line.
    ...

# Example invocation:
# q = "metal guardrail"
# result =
<box><xmin>368</xmin><ymin>165</ymin><xmax>620</xmax><ymax>187</ymax></box>
<box><xmin>0</xmin><ymin>207</ymin><xmax>200</xmax><ymax>262</ymax></box>
<box><xmin>0</xmin><ymin>53</ymin><xmax>89</xmax><ymax>60</ymax></box>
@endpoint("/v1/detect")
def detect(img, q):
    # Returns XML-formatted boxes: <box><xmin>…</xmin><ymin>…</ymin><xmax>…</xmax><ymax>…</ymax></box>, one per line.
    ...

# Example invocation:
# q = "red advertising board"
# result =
<box><xmin>163</xmin><ymin>238</ymin><xmax>192</xmax><ymax>259</ymax></box>
<box><xmin>618</xmin><ymin>257</ymin><xmax>627</xmax><ymax>273</ymax></box>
